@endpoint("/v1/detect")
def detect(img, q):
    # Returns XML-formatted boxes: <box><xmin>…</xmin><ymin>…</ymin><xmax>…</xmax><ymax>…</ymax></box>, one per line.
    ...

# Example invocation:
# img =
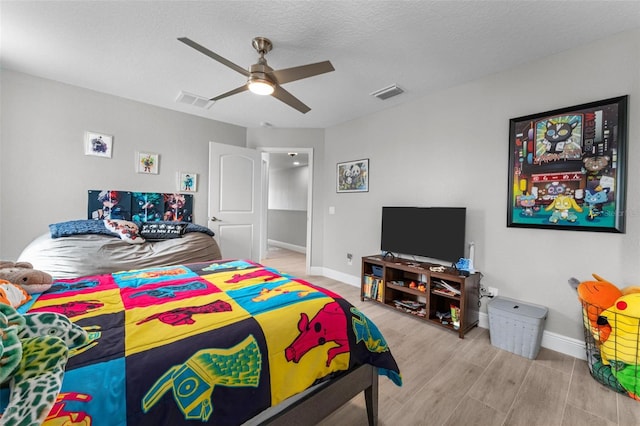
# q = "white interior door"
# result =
<box><xmin>208</xmin><ymin>142</ymin><xmax>262</xmax><ymax>262</ymax></box>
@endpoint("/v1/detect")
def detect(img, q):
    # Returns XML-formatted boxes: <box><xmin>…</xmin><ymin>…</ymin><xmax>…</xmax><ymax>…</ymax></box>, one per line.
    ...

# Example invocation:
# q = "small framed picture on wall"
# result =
<box><xmin>178</xmin><ymin>172</ymin><xmax>197</xmax><ymax>192</ymax></box>
<box><xmin>84</xmin><ymin>131</ymin><xmax>113</xmax><ymax>158</ymax></box>
<box><xmin>136</xmin><ymin>152</ymin><xmax>159</xmax><ymax>174</ymax></box>
<box><xmin>337</xmin><ymin>158</ymin><xmax>369</xmax><ymax>193</ymax></box>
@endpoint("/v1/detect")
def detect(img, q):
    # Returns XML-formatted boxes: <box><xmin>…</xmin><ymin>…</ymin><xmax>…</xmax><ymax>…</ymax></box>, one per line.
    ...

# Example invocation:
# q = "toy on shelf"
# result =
<box><xmin>455</xmin><ymin>258</ymin><xmax>474</xmax><ymax>275</ymax></box>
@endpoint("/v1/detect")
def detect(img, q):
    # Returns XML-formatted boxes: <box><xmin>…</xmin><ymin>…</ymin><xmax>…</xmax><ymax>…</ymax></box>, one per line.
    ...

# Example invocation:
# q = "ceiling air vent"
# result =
<box><xmin>370</xmin><ymin>84</ymin><xmax>404</xmax><ymax>100</ymax></box>
<box><xmin>175</xmin><ymin>91</ymin><xmax>215</xmax><ymax>109</ymax></box>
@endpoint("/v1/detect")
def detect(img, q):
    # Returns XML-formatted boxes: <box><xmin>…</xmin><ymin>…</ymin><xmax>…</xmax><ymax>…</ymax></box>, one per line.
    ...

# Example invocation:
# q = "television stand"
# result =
<box><xmin>361</xmin><ymin>255</ymin><xmax>480</xmax><ymax>338</ymax></box>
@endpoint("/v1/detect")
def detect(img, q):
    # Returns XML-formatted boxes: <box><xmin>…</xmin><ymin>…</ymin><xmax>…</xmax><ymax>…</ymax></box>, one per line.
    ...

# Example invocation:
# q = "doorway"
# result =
<box><xmin>260</xmin><ymin>147</ymin><xmax>313</xmax><ymax>274</ymax></box>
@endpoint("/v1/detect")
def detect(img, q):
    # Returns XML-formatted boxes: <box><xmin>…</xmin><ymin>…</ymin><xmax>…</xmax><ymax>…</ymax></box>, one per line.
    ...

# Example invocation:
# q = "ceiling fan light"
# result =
<box><xmin>248</xmin><ymin>78</ymin><xmax>275</xmax><ymax>95</ymax></box>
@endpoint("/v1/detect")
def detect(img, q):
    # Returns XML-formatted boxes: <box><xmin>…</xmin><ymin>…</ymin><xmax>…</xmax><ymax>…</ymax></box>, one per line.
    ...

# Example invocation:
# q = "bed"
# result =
<box><xmin>4</xmin><ymin>257</ymin><xmax>401</xmax><ymax>424</ymax></box>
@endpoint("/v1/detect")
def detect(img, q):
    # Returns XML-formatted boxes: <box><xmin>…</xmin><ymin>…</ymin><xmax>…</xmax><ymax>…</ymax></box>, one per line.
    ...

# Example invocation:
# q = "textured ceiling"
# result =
<box><xmin>2</xmin><ymin>1</ymin><xmax>640</xmax><ymax>129</ymax></box>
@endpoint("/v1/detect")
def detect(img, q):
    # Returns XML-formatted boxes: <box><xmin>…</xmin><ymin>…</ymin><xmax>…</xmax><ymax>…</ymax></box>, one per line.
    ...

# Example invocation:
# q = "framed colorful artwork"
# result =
<box><xmin>136</xmin><ymin>152</ymin><xmax>159</xmax><ymax>174</ymax></box>
<box><xmin>84</xmin><ymin>131</ymin><xmax>113</xmax><ymax>158</ymax></box>
<box><xmin>178</xmin><ymin>172</ymin><xmax>197</xmax><ymax>192</ymax></box>
<box><xmin>507</xmin><ymin>96</ymin><xmax>628</xmax><ymax>233</ymax></box>
<box><xmin>337</xmin><ymin>159</ymin><xmax>369</xmax><ymax>193</ymax></box>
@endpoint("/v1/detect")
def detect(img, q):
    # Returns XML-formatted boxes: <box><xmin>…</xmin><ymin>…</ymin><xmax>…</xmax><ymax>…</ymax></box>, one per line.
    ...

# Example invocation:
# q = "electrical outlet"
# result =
<box><xmin>347</xmin><ymin>253</ymin><xmax>353</xmax><ymax>265</ymax></box>
<box><xmin>487</xmin><ymin>286</ymin><xmax>498</xmax><ymax>297</ymax></box>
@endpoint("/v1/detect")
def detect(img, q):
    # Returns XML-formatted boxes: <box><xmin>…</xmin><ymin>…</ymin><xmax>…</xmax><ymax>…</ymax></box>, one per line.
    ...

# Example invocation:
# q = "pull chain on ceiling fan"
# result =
<box><xmin>178</xmin><ymin>36</ymin><xmax>335</xmax><ymax>113</ymax></box>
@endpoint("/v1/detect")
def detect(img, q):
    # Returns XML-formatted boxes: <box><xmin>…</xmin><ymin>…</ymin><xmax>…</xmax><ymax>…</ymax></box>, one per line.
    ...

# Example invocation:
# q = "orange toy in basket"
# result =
<box><xmin>574</xmin><ymin>274</ymin><xmax>622</xmax><ymax>343</ymax></box>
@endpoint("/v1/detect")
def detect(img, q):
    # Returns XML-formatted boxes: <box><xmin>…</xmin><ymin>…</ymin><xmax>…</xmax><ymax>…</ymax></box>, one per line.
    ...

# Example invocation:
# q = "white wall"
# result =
<box><xmin>268</xmin><ymin>165</ymin><xmax>308</xmax><ymax>248</ymax></box>
<box><xmin>267</xmin><ymin>210</ymin><xmax>307</xmax><ymax>248</ymax></box>
<box><xmin>322</xmin><ymin>29</ymin><xmax>640</xmax><ymax>343</ymax></box>
<box><xmin>268</xmin><ymin>166</ymin><xmax>308</xmax><ymax>210</ymax></box>
<box><xmin>0</xmin><ymin>70</ymin><xmax>246</xmax><ymax>259</ymax></box>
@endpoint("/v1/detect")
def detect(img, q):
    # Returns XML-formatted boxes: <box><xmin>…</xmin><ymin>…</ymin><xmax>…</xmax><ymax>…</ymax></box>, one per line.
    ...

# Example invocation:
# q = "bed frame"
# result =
<box><xmin>245</xmin><ymin>364</ymin><xmax>379</xmax><ymax>426</ymax></box>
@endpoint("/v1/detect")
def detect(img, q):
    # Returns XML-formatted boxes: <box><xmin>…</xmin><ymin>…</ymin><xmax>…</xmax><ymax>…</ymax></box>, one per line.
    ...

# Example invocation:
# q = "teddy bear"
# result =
<box><xmin>0</xmin><ymin>261</ymin><xmax>53</xmax><ymax>294</ymax></box>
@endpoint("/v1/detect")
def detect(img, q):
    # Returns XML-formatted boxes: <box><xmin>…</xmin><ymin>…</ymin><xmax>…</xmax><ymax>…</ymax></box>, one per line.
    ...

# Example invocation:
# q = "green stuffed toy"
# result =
<box><xmin>0</xmin><ymin>307</ymin><xmax>23</xmax><ymax>384</ymax></box>
<box><xmin>0</xmin><ymin>304</ymin><xmax>88</xmax><ymax>425</ymax></box>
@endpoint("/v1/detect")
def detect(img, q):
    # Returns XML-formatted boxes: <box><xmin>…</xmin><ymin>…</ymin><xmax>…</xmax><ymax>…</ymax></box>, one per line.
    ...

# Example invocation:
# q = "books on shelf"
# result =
<box><xmin>363</xmin><ymin>275</ymin><xmax>384</xmax><ymax>302</ymax></box>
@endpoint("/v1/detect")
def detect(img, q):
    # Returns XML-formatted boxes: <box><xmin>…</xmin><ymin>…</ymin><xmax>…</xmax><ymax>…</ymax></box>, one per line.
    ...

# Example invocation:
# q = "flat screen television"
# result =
<box><xmin>380</xmin><ymin>206</ymin><xmax>466</xmax><ymax>264</ymax></box>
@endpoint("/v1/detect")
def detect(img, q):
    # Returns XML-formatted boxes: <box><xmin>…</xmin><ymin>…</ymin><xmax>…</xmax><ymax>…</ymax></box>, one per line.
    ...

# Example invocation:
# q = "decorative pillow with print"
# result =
<box><xmin>103</xmin><ymin>219</ymin><xmax>145</xmax><ymax>244</ymax></box>
<box><xmin>139</xmin><ymin>222</ymin><xmax>187</xmax><ymax>241</ymax></box>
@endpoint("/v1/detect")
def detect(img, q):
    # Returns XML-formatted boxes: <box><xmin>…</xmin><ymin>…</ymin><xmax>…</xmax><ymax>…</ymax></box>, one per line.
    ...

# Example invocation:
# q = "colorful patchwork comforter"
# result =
<box><xmin>1</xmin><ymin>260</ymin><xmax>401</xmax><ymax>425</ymax></box>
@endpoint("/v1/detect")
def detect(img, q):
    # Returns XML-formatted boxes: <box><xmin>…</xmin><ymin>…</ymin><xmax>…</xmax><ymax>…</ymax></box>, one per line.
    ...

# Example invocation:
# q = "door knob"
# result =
<box><xmin>210</xmin><ymin>216</ymin><xmax>221</xmax><ymax>222</ymax></box>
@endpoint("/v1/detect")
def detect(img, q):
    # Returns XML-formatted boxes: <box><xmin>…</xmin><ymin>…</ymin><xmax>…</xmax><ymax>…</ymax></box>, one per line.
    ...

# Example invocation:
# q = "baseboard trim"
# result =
<box><xmin>310</xmin><ymin>266</ymin><xmax>324</xmax><ymax>276</ymax></box>
<box><xmin>320</xmin><ymin>267</ymin><xmax>587</xmax><ymax>360</ymax></box>
<box><xmin>268</xmin><ymin>240</ymin><xmax>306</xmax><ymax>254</ymax></box>
<box><xmin>321</xmin><ymin>267</ymin><xmax>360</xmax><ymax>287</ymax></box>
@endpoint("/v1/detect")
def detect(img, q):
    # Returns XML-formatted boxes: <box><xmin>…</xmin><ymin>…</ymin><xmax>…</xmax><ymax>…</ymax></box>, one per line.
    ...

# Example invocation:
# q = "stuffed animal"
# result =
<box><xmin>0</xmin><ymin>279</ymin><xmax>31</xmax><ymax>308</ymax></box>
<box><xmin>0</xmin><ymin>261</ymin><xmax>53</xmax><ymax>294</ymax></box>
<box><xmin>609</xmin><ymin>362</ymin><xmax>640</xmax><ymax>400</ymax></box>
<box><xmin>0</xmin><ymin>303</ymin><xmax>89</xmax><ymax>425</ymax></box>
<box><xmin>569</xmin><ymin>274</ymin><xmax>622</xmax><ymax>343</ymax></box>
<box><xmin>599</xmin><ymin>293</ymin><xmax>640</xmax><ymax>366</ymax></box>
<box><xmin>0</xmin><ymin>306</ymin><xmax>23</xmax><ymax>384</ymax></box>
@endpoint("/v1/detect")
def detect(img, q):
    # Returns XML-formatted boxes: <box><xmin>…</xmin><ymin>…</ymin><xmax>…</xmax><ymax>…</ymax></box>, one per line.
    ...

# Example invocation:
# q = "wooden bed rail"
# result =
<box><xmin>246</xmin><ymin>364</ymin><xmax>379</xmax><ymax>426</ymax></box>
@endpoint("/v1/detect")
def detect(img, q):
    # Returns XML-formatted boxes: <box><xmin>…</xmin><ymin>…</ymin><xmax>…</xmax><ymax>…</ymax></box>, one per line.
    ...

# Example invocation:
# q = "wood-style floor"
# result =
<box><xmin>261</xmin><ymin>247</ymin><xmax>640</xmax><ymax>426</ymax></box>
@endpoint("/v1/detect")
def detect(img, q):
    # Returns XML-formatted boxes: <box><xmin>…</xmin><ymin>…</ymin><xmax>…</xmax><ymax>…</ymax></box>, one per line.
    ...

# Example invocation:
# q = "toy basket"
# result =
<box><xmin>580</xmin><ymin>298</ymin><xmax>640</xmax><ymax>400</ymax></box>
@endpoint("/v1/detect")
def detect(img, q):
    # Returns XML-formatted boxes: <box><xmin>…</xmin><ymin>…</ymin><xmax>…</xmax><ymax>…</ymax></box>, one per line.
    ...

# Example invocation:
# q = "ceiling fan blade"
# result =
<box><xmin>178</xmin><ymin>37</ymin><xmax>250</xmax><ymax>77</ymax></box>
<box><xmin>269</xmin><ymin>61</ymin><xmax>334</xmax><ymax>85</ymax></box>
<box><xmin>210</xmin><ymin>85</ymin><xmax>249</xmax><ymax>101</ymax></box>
<box><xmin>271</xmin><ymin>85</ymin><xmax>311</xmax><ymax>114</ymax></box>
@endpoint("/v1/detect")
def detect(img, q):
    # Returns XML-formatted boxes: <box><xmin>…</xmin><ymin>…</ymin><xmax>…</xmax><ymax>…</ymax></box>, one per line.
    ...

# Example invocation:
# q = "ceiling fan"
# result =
<box><xmin>178</xmin><ymin>36</ymin><xmax>335</xmax><ymax>114</ymax></box>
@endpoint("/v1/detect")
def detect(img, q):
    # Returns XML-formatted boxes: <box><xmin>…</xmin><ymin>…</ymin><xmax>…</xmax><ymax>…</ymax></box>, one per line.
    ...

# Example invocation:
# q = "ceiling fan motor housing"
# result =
<box><xmin>252</xmin><ymin>37</ymin><xmax>273</xmax><ymax>55</ymax></box>
<box><xmin>248</xmin><ymin>62</ymin><xmax>275</xmax><ymax>93</ymax></box>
